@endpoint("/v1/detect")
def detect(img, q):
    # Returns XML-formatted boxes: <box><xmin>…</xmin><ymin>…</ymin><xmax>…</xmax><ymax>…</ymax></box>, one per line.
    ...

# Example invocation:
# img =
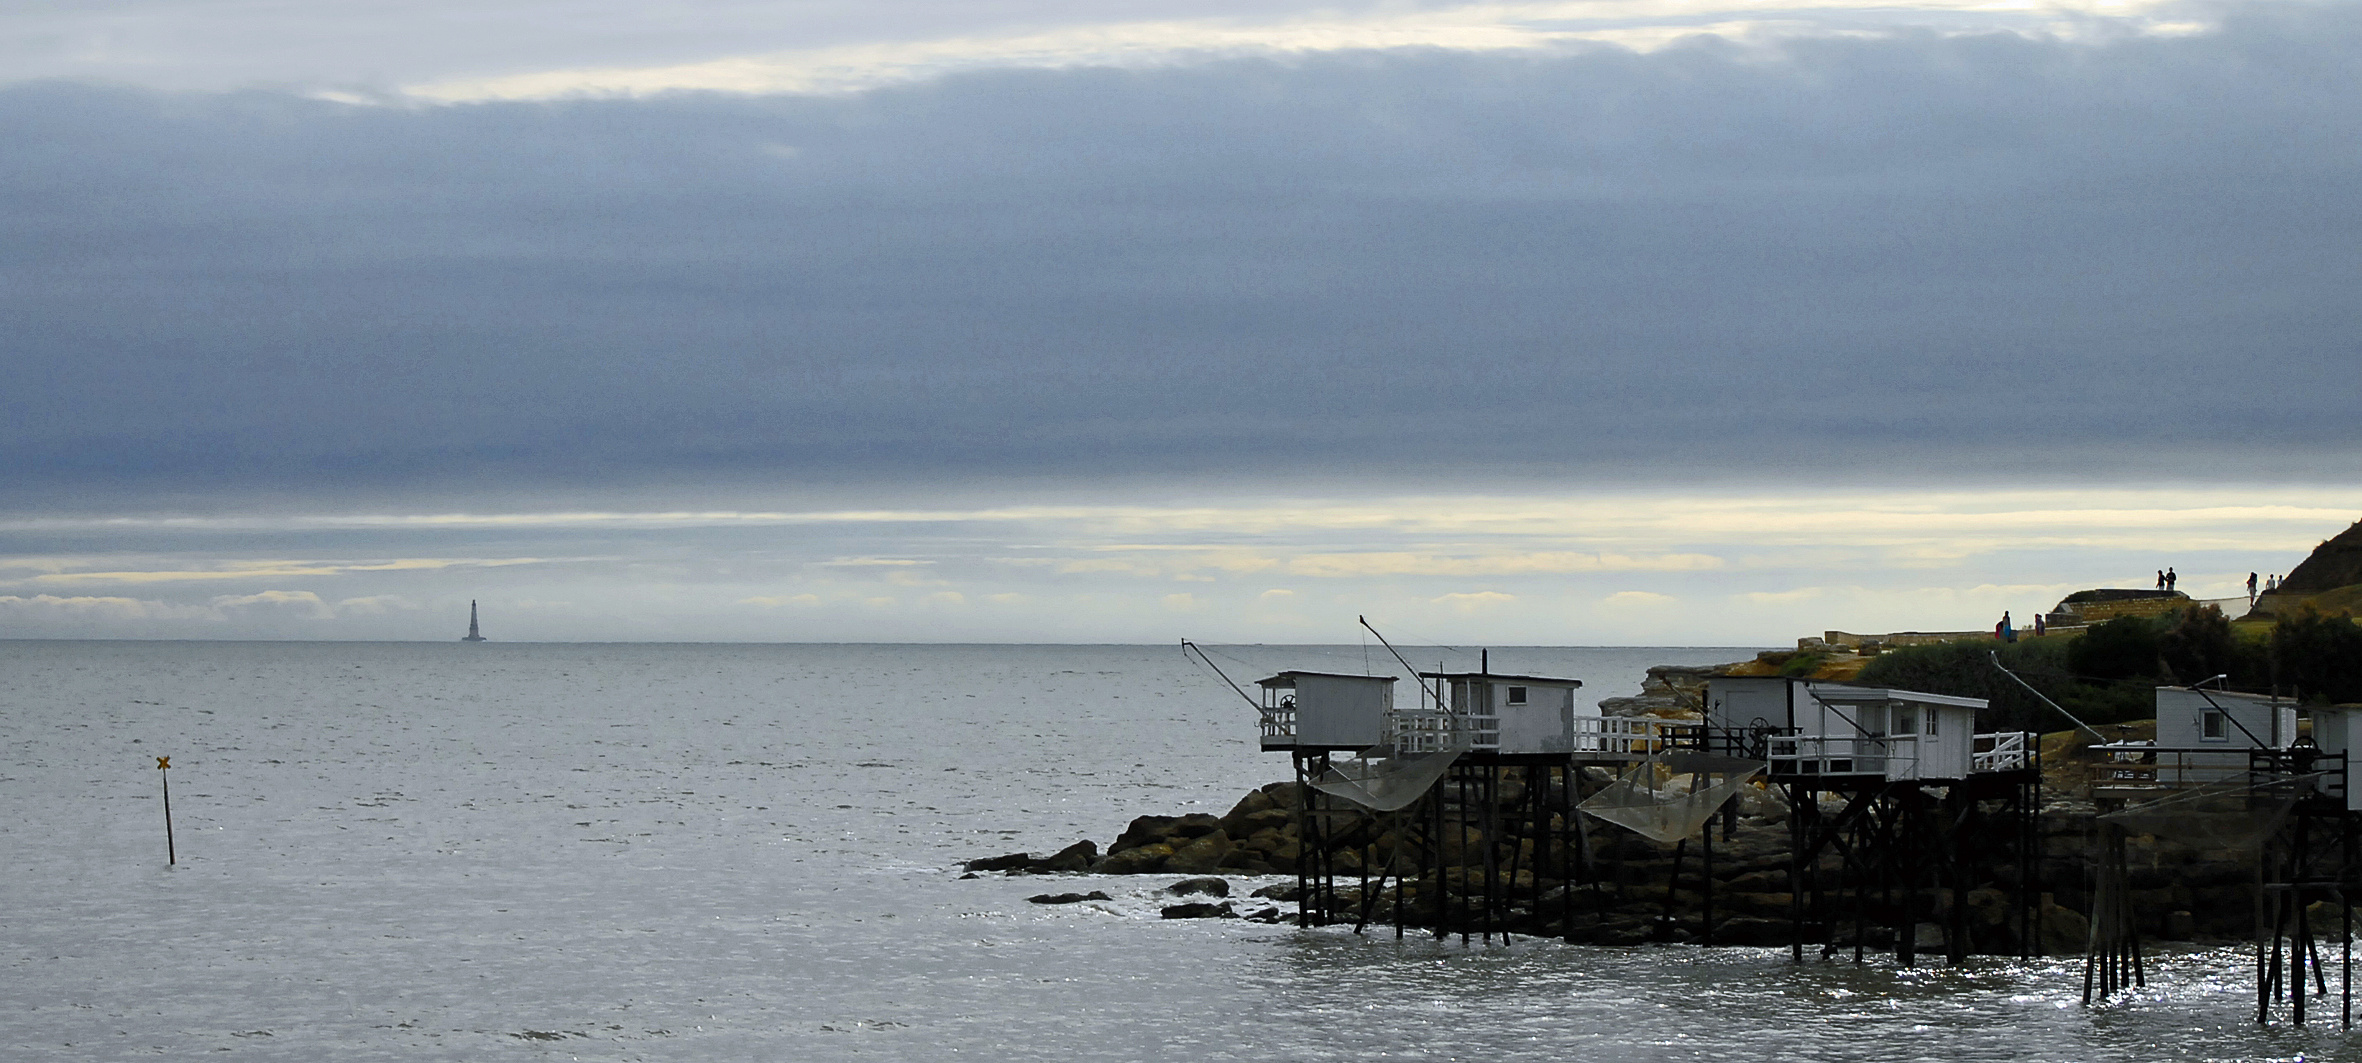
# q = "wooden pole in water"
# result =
<box><xmin>157</xmin><ymin>756</ymin><xmax>175</xmax><ymax>866</ymax></box>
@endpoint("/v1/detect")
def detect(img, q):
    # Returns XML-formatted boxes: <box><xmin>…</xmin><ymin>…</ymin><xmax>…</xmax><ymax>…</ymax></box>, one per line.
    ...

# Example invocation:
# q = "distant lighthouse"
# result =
<box><xmin>462</xmin><ymin>600</ymin><xmax>487</xmax><ymax>642</ymax></box>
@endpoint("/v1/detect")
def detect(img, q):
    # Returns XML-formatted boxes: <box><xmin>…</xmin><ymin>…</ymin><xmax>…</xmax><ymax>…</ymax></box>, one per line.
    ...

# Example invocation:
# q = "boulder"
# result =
<box><xmin>1963</xmin><ymin>888</ymin><xmax>2011</xmax><ymax>928</ymax></box>
<box><xmin>1165</xmin><ymin>830</ymin><xmax>1235</xmax><ymax>874</ymax></box>
<box><xmin>1166</xmin><ymin>876</ymin><xmax>1231</xmax><ymax>898</ymax></box>
<box><xmin>1107</xmin><ymin>816</ymin><xmax>1178</xmax><ymax>855</ymax></box>
<box><xmin>1224</xmin><ymin>788</ymin><xmax>1276</xmax><ymax>822</ymax></box>
<box><xmin>1218</xmin><ymin>850</ymin><xmax>1275</xmax><ymax>872</ymax></box>
<box><xmin>1251</xmin><ymin>883</ymin><xmax>1303</xmax><ymax>901</ymax></box>
<box><xmin>1095</xmin><ymin>842</ymin><xmax>1175</xmax><ymax>875</ymax></box>
<box><xmin>1028</xmin><ymin>891</ymin><xmax>1112</xmax><ymax>905</ymax></box>
<box><xmin>1230</xmin><ymin>809</ymin><xmax>1295</xmax><ymax>836</ymax></box>
<box><xmin>2037</xmin><ymin>894</ymin><xmax>2089</xmax><ymax>956</ymax></box>
<box><xmin>1435</xmin><ymin>824</ymin><xmax>1488</xmax><ymax>865</ymax></box>
<box><xmin>963</xmin><ymin>852</ymin><xmax>1034</xmax><ymax>873</ymax></box>
<box><xmin>1160</xmin><ymin>901</ymin><xmax>1236</xmax><ymax>919</ymax></box>
<box><xmin>1030</xmin><ymin>840</ymin><xmax>1099</xmax><ymax>874</ymax></box>
<box><xmin>1257</xmin><ymin>781</ymin><xmax>1305</xmax><ymax>811</ymax></box>
<box><xmin>1709</xmin><ymin>916</ymin><xmax>1790</xmax><ymax>947</ymax></box>
<box><xmin>1567</xmin><ymin>916</ymin><xmax>1659</xmax><ymax>946</ymax></box>
<box><xmin>1240</xmin><ymin>827</ymin><xmax>1289</xmax><ymax>855</ymax></box>
<box><xmin>1538</xmin><ymin>882</ymin><xmax>1616</xmax><ymax>907</ymax></box>
<box><xmin>1167</xmin><ymin>813</ymin><xmax>1225</xmax><ymax>840</ymax></box>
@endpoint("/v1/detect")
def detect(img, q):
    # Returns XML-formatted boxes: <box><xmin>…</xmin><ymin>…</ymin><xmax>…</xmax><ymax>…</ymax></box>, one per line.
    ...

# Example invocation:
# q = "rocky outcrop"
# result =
<box><xmin>974</xmin><ymin>749</ymin><xmax>2278</xmax><ymax>951</ymax></box>
<box><xmin>1596</xmin><ymin>664</ymin><xmax>1720</xmax><ymax>718</ymax></box>
<box><xmin>2282</xmin><ymin>519</ymin><xmax>2362</xmax><ymax>595</ymax></box>
<box><xmin>1078</xmin><ymin>783</ymin><xmax>1302</xmax><ymax>876</ymax></box>
<box><xmin>962</xmin><ymin>840</ymin><xmax>1099</xmax><ymax>876</ymax></box>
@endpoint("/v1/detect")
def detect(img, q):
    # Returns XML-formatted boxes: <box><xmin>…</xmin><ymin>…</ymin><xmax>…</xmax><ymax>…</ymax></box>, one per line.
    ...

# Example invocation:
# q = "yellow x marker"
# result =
<box><xmin>156</xmin><ymin>757</ymin><xmax>170</xmax><ymax>770</ymax></box>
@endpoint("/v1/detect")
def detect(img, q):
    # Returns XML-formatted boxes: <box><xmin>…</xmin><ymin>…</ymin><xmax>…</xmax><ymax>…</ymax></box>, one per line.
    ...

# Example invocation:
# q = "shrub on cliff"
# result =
<box><xmin>2158</xmin><ymin>606</ymin><xmax>2234</xmax><ymax>684</ymax></box>
<box><xmin>1857</xmin><ymin>637</ymin><xmax>2085</xmax><ymax>732</ymax></box>
<box><xmin>1855</xmin><ymin>634</ymin><xmax>2168</xmax><ymax>730</ymax></box>
<box><xmin>2155</xmin><ymin>604</ymin><xmax>2275</xmax><ymax>689</ymax></box>
<box><xmin>2270</xmin><ymin>606</ymin><xmax>2362</xmax><ymax>704</ymax></box>
<box><xmin>2067</xmin><ymin>616</ymin><xmax>2165</xmax><ymax>684</ymax></box>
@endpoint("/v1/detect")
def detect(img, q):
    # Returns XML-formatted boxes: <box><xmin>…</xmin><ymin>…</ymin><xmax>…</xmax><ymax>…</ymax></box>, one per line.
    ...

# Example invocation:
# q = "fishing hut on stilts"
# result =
<box><xmin>1248</xmin><ymin>667</ymin><xmax>1407</xmax><ymax>927</ymax></box>
<box><xmin>1208</xmin><ymin>623</ymin><xmax>1612</xmax><ymax>942</ymax></box>
<box><xmin>2088</xmin><ymin>686</ymin><xmax>2362</xmax><ymax>1026</ymax></box>
<box><xmin>1395</xmin><ymin>660</ymin><xmax>1594</xmax><ymax>944</ymax></box>
<box><xmin>1713</xmin><ymin>676</ymin><xmax>2043</xmax><ymax>965</ymax></box>
<box><xmin>1233</xmin><ymin>626</ymin><xmax>1767</xmax><ymax>946</ymax></box>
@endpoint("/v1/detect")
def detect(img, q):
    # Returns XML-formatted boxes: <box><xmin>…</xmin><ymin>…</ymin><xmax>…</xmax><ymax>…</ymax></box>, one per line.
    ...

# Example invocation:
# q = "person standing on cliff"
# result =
<box><xmin>2249</xmin><ymin>572</ymin><xmax>2260</xmax><ymax>605</ymax></box>
<box><xmin>1998</xmin><ymin>610</ymin><xmax>2015</xmax><ymax>642</ymax></box>
<box><xmin>2167</xmin><ymin>567</ymin><xmax>2178</xmax><ymax>592</ymax></box>
<box><xmin>2157</xmin><ymin>570</ymin><xmax>2167</xmax><ymax>590</ymax></box>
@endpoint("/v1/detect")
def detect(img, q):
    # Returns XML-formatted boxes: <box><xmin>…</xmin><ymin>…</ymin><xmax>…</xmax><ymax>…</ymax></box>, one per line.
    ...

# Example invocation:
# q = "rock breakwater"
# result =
<box><xmin>969</xmin><ymin>755</ymin><xmax>2274</xmax><ymax>952</ymax></box>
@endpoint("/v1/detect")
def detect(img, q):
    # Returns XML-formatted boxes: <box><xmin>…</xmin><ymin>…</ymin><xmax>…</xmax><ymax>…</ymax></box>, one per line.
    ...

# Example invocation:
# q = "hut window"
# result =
<box><xmin>1925</xmin><ymin>709</ymin><xmax>1939</xmax><ymax>736</ymax></box>
<box><xmin>1891</xmin><ymin>707</ymin><xmax>1917</xmax><ymax>736</ymax></box>
<box><xmin>1506</xmin><ymin>686</ymin><xmax>1528</xmax><ymax>705</ymax></box>
<box><xmin>2203</xmin><ymin>711</ymin><xmax>2227</xmax><ymax>740</ymax></box>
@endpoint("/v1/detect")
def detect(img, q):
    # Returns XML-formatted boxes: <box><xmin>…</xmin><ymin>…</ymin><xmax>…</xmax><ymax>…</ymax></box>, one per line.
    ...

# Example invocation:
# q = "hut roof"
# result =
<box><xmin>1255</xmin><ymin>671</ymin><xmax>1398</xmax><ymax>686</ymax></box>
<box><xmin>1417</xmin><ymin>671</ymin><xmax>1582</xmax><ymax>687</ymax></box>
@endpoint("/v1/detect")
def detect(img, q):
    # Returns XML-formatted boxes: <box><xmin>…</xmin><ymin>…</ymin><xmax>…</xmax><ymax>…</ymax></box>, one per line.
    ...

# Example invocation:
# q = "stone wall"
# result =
<box><xmin>2070</xmin><ymin>596</ymin><xmax>2193</xmax><ymax>623</ymax></box>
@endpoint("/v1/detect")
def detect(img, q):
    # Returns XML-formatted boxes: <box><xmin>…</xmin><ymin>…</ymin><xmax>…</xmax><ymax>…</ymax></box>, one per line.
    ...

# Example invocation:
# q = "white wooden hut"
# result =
<box><xmin>1706</xmin><ymin>675</ymin><xmax>1807</xmax><ymax>737</ymax></box>
<box><xmin>2154</xmin><ymin>686</ymin><xmax>2295</xmax><ymax>751</ymax></box>
<box><xmin>1412</xmin><ymin>671</ymin><xmax>1587</xmax><ymax>755</ymax></box>
<box><xmin>1711</xmin><ymin>678</ymin><xmax>1984</xmax><ymax>781</ymax></box>
<box><xmin>2141</xmin><ymin>686</ymin><xmax>2298</xmax><ymax>787</ymax></box>
<box><xmin>1256</xmin><ymin>671</ymin><xmax>1397</xmax><ymax>751</ymax></box>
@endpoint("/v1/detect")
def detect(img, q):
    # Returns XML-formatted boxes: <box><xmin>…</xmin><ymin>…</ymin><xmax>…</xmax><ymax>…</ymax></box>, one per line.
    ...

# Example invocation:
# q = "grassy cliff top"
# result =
<box><xmin>2283</xmin><ymin>518</ymin><xmax>2362</xmax><ymax>595</ymax></box>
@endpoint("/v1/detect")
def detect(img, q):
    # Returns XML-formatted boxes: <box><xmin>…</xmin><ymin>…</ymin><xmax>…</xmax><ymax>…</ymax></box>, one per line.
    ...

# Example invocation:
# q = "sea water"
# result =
<box><xmin>0</xmin><ymin>641</ymin><xmax>2347</xmax><ymax>1062</ymax></box>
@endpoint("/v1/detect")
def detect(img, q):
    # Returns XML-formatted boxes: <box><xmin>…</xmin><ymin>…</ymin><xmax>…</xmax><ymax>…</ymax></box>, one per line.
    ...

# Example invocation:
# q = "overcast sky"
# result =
<box><xmin>4</xmin><ymin>0</ymin><xmax>2356</xmax><ymax>645</ymax></box>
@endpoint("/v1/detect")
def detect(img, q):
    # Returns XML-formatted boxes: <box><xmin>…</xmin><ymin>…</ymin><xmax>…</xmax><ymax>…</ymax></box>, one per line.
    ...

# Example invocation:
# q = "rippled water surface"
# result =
<box><xmin>3</xmin><ymin>641</ymin><xmax>2354</xmax><ymax>1061</ymax></box>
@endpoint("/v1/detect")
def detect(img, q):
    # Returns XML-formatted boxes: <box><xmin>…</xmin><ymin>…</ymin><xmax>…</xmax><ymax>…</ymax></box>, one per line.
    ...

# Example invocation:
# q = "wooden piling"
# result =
<box><xmin>157</xmin><ymin>756</ymin><xmax>175</xmax><ymax>866</ymax></box>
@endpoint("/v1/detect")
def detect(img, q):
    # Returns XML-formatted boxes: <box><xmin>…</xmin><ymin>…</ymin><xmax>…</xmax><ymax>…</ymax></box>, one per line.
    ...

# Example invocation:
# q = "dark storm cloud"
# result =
<box><xmin>6</xmin><ymin>4</ymin><xmax>2360</xmax><ymax>507</ymax></box>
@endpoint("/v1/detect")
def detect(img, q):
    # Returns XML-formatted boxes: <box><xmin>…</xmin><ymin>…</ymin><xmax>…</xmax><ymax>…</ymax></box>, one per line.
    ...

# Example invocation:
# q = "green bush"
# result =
<box><xmin>2067</xmin><ymin>616</ymin><xmax>2164</xmax><ymax>684</ymax></box>
<box><xmin>1858</xmin><ymin>637</ymin><xmax>2080</xmax><ymax>733</ymax></box>
<box><xmin>2271</xmin><ymin>607</ymin><xmax>2362</xmax><ymax>704</ymax></box>
<box><xmin>1858</xmin><ymin>633</ymin><xmax>2167</xmax><ymax>731</ymax></box>
<box><xmin>1855</xmin><ymin>604</ymin><xmax>2348</xmax><ymax>730</ymax></box>
<box><xmin>2158</xmin><ymin>605</ymin><xmax>2241</xmax><ymax>686</ymax></box>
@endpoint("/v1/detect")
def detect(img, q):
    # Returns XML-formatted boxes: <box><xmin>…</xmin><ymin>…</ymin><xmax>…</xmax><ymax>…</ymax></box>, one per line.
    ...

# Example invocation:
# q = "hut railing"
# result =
<box><xmin>1972</xmin><ymin>730</ymin><xmax>2036</xmax><ymax>773</ymax></box>
<box><xmin>1386</xmin><ymin>709</ymin><xmax>1499</xmax><ymax>754</ymax></box>
<box><xmin>1259</xmin><ymin>705</ymin><xmax>1296</xmax><ymax>744</ymax></box>
<box><xmin>1569</xmin><ymin>715</ymin><xmax>1689</xmax><ymax>756</ymax></box>
<box><xmin>2093</xmin><ymin>743</ymin><xmax>2284</xmax><ymax>791</ymax></box>
<box><xmin>1767</xmin><ymin>734</ymin><xmax>1917</xmax><ymax>777</ymax></box>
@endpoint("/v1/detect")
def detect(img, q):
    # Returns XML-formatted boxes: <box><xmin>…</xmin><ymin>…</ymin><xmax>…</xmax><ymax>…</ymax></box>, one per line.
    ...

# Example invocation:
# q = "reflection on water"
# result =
<box><xmin>0</xmin><ymin>641</ymin><xmax>2351</xmax><ymax>1061</ymax></box>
